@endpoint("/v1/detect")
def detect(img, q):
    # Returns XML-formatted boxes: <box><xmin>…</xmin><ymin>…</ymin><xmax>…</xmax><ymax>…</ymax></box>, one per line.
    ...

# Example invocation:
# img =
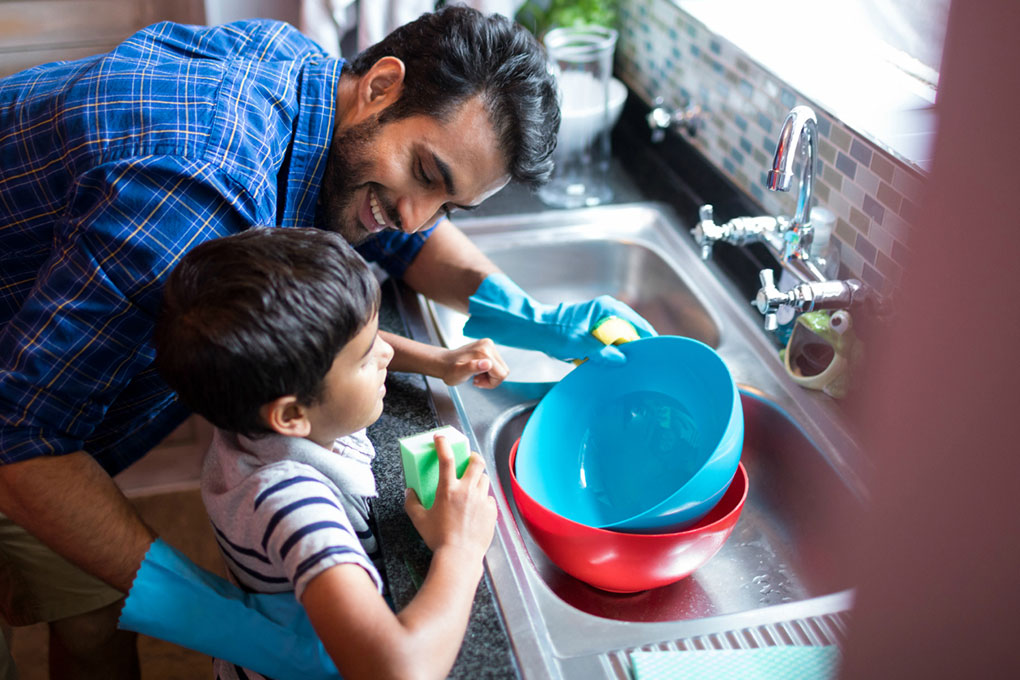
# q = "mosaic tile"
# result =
<box><xmin>868</xmin><ymin>224</ymin><xmax>894</xmax><ymax>256</ymax></box>
<box><xmin>849</xmin><ymin>206</ymin><xmax>870</xmax><ymax>233</ymax></box>
<box><xmin>835</xmin><ymin>151</ymin><xmax>857</xmax><ymax>180</ymax></box>
<box><xmin>891</xmin><ymin>164</ymin><xmax>924</xmax><ymax>198</ymax></box>
<box><xmin>733</xmin><ymin>167</ymin><xmax>751</xmax><ymax>189</ymax></box>
<box><xmin>827</xmin><ymin>124</ymin><xmax>852</xmax><ymax>153</ymax></box>
<box><xmin>882</xmin><ymin>212</ymin><xmax>911</xmax><ymax>243</ymax></box>
<box><xmin>839</xmin><ymin>243</ymin><xmax>865</xmax><ymax>275</ymax></box>
<box><xmin>862</xmin><ymin>194</ymin><xmax>886</xmax><ymax>224</ymax></box>
<box><xmin>861</xmin><ymin>261</ymin><xmax>885</xmax><ymax>289</ymax></box>
<box><xmin>818</xmin><ymin>138</ymin><xmax>837</xmax><ymax>165</ymax></box>
<box><xmin>854</xmin><ymin>166</ymin><xmax>880</xmax><ymax>197</ymax></box>
<box><xmin>824</xmin><ymin>187</ymin><xmax>850</xmax><ymax>219</ymax></box>
<box><xmin>822</xmin><ymin>163</ymin><xmax>844</xmax><ymax>192</ymax></box>
<box><xmin>876</xmin><ymin>250</ymin><xmax>898</xmax><ymax>276</ymax></box>
<box><xmin>835</xmin><ymin>217</ymin><xmax>858</xmax><ymax>245</ymax></box>
<box><xmin>840</xmin><ymin>180</ymin><xmax>865</xmax><ymax>211</ymax></box>
<box><xmin>615</xmin><ymin>0</ymin><xmax>924</xmax><ymax>283</ymax></box>
<box><xmin>869</xmin><ymin>152</ymin><xmax>896</xmax><ymax>183</ymax></box>
<box><xmin>876</xmin><ymin>181</ymin><xmax>903</xmax><ymax>213</ymax></box>
<box><xmin>849</xmin><ymin>138</ymin><xmax>873</xmax><ymax>166</ymax></box>
<box><xmin>815</xmin><ymin>114</ymin><xmax>831</xmax><ymax>138</ymax></box>
<box><xmin>813</xmin><ymin>180</ymin><xmax>830</xmax><ymax>203</ymax></box>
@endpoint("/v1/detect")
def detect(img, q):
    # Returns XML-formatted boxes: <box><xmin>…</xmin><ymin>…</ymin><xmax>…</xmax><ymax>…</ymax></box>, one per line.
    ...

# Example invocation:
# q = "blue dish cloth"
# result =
<box><xmin>630</xmin><ymin>646</ymin><xmax>840</xmax><ymax>680</ymax></box>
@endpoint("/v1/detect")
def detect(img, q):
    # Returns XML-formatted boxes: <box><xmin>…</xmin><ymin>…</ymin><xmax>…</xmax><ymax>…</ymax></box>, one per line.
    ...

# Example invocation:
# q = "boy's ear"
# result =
<box><xmin>259</xmin><ymin>396</ymin><xmax>311</xmax><ymax>438</ymax></box>
<box><xmin>353</xmin><ymin>56</ymin><xmax>405</xmax><ymax>119</ymax></box>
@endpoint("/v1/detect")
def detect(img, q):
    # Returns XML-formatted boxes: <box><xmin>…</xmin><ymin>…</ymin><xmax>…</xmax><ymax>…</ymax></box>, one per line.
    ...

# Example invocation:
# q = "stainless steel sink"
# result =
<box><xmin>489</xmin><ymin>389</ymin><xmax>858</xmax><ymax>625</ymax></box>
<box><xmin>394</xmin><ymin>203</ymin><xmax>866</xmax><ymax>679</ymax></box>
<box><xmin>428</xmin><ymin>211</ymin><xmax>719</xmax><ymax>384</ymax></box>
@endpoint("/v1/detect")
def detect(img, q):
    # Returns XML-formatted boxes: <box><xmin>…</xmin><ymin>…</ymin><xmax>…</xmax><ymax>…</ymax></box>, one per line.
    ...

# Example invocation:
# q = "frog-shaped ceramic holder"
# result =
<box><xmin>779</xmin><ymin>309</ymin><xmax>862</xmax><ymax>399</ymax></box>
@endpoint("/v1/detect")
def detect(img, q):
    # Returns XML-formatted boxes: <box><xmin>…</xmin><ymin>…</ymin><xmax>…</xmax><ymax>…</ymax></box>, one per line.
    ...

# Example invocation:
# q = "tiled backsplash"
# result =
<box><xmin>615</xmin><ymin>0</ymin><xmax>925</xmax><ymax>290</ymax></box>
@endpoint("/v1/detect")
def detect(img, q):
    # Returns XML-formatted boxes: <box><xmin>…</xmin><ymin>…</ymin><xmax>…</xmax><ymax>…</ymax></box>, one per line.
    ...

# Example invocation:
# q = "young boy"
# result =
<box><xmin>153</xmin><ymin>227</ymin><xmax>502</xmax><ymax>680</ymax></box>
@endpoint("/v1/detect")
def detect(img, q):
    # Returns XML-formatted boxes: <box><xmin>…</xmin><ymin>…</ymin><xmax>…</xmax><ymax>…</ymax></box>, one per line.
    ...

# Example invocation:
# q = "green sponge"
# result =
<box><xmin>399</xmin><ymin>426</ymin><xmax>471</xmax><ymax>509</ymax></box>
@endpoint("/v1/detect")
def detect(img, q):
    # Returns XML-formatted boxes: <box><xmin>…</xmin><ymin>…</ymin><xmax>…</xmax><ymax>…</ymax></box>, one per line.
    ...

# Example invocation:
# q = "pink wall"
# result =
<box><xmin>839</xmin><ymin>1</ymin><xmax>1020</xmax><ymax>677</ymax></box>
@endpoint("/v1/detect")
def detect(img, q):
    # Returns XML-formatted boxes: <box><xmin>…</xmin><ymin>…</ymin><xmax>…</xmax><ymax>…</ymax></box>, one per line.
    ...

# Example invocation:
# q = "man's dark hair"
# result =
<box><xmin>153</xmin><ymin>227</ymin><xmax>380</xmax><ymax>437</ymax></box>
<box><xmin>346</xmin><ymin>5</ymin><xmax>560</xmax><ymax>188</ymax></box>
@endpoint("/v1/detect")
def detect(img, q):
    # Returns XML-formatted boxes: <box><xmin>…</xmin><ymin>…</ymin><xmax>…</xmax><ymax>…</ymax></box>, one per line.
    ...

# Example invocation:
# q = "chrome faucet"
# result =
<box><xmin>694</xmin><ymin>105</ymin><xmax>818</xmax><ymax>264</ymax></box>
<box><xmin>766</xmin><ymin>106</ymin><xmax>817</xmax><ymax>257</ymax></box>
<box><xmin>692</xmin><ymin>105</ymin><xmax>885</xmax><ymax>330</ymax></box>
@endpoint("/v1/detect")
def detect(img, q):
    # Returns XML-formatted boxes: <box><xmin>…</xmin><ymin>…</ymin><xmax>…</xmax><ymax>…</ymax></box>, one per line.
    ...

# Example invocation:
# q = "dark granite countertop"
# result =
<box><xmin>367</xmin><ymin>282</ymin><xmax>520</xmax><ymax>679</ymax></box>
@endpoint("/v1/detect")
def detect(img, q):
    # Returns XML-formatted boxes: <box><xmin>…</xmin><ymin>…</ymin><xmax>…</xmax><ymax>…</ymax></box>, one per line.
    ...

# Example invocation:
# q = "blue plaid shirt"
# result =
<box><xmin>0</xmin><ymin>20</ymin><xmax>434</xmax><ymax>475</ymax></box>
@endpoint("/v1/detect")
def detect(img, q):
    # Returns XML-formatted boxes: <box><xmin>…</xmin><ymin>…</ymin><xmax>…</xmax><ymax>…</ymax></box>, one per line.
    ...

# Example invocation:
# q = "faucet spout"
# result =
<box><xmin>694</xmin><ymin>106</ymin><xmax>820</xmax><ymax>265</ymax></box>
<box><xmin>767</xmin><ymin>106</ymin><xmax>817</xmax><ymax>236</ymax></box>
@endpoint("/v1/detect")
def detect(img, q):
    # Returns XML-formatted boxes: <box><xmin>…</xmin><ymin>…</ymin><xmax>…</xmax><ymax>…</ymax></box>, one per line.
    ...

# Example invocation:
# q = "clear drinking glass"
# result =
<box><xmin>537</xmin><ymin>25</ymin><xmax>619</xmax><ymax>209</ymax></box>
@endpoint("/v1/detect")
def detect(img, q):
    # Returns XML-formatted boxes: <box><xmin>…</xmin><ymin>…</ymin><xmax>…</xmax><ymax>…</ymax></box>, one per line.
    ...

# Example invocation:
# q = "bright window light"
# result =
<box><xmin>676</xmin><ymin>0</ymin><xmax>951</xmax><ymax>168</ymax></box>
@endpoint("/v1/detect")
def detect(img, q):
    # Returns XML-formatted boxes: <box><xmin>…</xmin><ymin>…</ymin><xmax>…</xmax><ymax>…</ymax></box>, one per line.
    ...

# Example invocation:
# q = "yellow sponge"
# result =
<box><xmin>398</xmin><ymin>426</ymin><xmax>470</xmax><ymax>509</ymax></box>
<box><xmin>573</xmin><ymin>316</ymin><xmax>641</xmax><ymax>365</ymax></box>
<box><xmin>591</xmin><ymin>316</ymin><xmax>640</xmax><ymax>345</ymax></box>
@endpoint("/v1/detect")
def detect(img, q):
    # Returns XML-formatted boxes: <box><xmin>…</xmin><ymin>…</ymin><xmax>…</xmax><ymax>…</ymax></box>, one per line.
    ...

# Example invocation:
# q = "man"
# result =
<box><xmin>0</xmin><ymin>6</ymin><xmax>652</xmax><ymax>677</ymax></box>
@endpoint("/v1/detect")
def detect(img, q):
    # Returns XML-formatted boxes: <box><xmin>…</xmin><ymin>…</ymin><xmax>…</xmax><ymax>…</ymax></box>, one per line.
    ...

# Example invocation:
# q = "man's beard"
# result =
<box><xmin>315</xmin><ymin>116</ymin><xmax>381</xmax><ymax>245</ymax></box>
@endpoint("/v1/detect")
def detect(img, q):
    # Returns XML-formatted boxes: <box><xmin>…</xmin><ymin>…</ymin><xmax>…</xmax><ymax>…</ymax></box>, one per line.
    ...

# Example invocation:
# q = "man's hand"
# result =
<box><xmin>463</xmin><ymin>273</ymin><xmax>657</xmax><ymax>363</ymax></box>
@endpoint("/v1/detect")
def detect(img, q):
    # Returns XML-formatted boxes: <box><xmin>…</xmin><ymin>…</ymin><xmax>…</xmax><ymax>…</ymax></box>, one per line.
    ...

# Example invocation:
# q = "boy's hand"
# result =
<box><xmin>438</xmin><ymin>338</ymin><xmax>509</xmax><ymax>389</ymax></box>
<box><xmin>405</xmin><ymin>435</ymin><xmax>497</xmax><ymax>559</ymax></box>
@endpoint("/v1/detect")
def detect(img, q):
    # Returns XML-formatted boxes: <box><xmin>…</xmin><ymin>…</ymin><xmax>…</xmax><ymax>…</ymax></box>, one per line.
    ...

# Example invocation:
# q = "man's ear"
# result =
<box><xmin>354</xmin><ymin>56</ymin><xmax>405</xmax><ymax>118</ymax></box>
<box><xmin>259</xmin><ymin>396</ymin><xmax>311</xmax><ymax>438</ymax></box>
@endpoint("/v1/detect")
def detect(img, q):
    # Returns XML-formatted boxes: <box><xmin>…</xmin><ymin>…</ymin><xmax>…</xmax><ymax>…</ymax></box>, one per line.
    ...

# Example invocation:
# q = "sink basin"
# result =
<box><xmin>491</xmin><ymin>390</ymin><xmax>856</xmax><ymax>623</ymax></box>
<box><xmin>395</xmin><ymin>203</ymin><xmax>865</xmax><ymax>678</ymax></box>
<box><xmin>429</xmin><ymin>208</ymin><xmax>719</xmax><ymax>383</ymax></box>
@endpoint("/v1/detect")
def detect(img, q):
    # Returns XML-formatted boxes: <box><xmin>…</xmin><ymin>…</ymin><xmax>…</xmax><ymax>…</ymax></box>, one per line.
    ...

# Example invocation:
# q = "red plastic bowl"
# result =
<box><xmin>509</xmin><ymin>438</ymin><xmax>748</xmax><ymax>593</ymax></box>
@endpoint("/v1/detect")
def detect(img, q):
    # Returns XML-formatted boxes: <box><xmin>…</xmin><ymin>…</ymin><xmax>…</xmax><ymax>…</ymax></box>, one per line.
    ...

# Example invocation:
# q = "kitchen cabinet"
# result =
<box><xmin>0</xmin><ymin>0</ymin><xmax>203</xmax><ymax>77</ymax></box>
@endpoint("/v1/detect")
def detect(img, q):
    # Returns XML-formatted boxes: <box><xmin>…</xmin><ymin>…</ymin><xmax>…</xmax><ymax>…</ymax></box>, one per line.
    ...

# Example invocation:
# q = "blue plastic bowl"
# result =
<box><xmin>515</xmin><ymin>336</ymin><xmax>742</xmax><ymax>533</ymax></box>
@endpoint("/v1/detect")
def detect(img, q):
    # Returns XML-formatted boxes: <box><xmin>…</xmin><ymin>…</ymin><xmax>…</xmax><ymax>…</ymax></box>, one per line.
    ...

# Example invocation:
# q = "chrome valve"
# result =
<box><xmin>753</xmin><ymin>269</ymin><xmax>786</xmax><ymax>331</ymax></box>
<box><xmin>647</xmin><ymin>96</ymin><xmax>704</xmax><ymax>142</ymax></box>
<box><xmin>693</xmin><ymin>203</ymin><xmax>784</xmax><ymax>262</ymax></box>
<box><xmin>753</xmin><ymin>268</ymin><xmax>868</xmax><ymax>331</ymax></box>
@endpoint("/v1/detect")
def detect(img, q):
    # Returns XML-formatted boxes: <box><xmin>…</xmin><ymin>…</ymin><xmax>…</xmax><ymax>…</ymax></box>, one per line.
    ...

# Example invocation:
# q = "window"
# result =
<box><xmin>856</xmin><ymin>0</ymin><xmax>950</xmax><ymax>84</ymax></box>
<box><xmin>675</xmin><ymin>0</ymin><xmax>951</xmax><ymax>169</ymax></box>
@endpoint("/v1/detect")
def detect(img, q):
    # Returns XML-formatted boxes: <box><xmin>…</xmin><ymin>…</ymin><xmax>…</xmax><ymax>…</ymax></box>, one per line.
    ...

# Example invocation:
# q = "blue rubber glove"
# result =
<box><xmin>118</xmin><ymin>539</ymin><xmax>339</xmax><ymax>680</ymax></box>
<box><xmin>463</xmin><ymin>273</ymin><xmax>657</xmax><ymax>362</ymax></box>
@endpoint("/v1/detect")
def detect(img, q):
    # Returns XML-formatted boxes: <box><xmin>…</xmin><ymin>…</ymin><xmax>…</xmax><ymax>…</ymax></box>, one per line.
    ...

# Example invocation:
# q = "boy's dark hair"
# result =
<box><xmin>153</xmin><ymin>227</ymin><xmax>380</xmax><ymax>437</ymax></box>
<box><xmin>347</xmin><ymin>5</ymin><xmax>560</xmax><ymax>188</ymax></box>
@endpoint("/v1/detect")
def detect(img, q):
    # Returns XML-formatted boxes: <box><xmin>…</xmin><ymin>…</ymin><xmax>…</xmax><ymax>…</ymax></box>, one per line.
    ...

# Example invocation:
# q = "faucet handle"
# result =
<box><xmin>647</xmin><ymin>97</ymin><xmax>671</xmax><ymax>143</ymax></box>
<box><xmin>693</xmin><ymin>204</ymin><xmax>717</xmax><ymax>260</ymax></box>
<box><xmin>647</xmin><ymin>96</ymin><xmax>704</xmax><ymax>142</ymax></box>
<box><xmin>753</xmin><ymin>268</ymin><xmax>789</xmax><ymax>331</ymax></box>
